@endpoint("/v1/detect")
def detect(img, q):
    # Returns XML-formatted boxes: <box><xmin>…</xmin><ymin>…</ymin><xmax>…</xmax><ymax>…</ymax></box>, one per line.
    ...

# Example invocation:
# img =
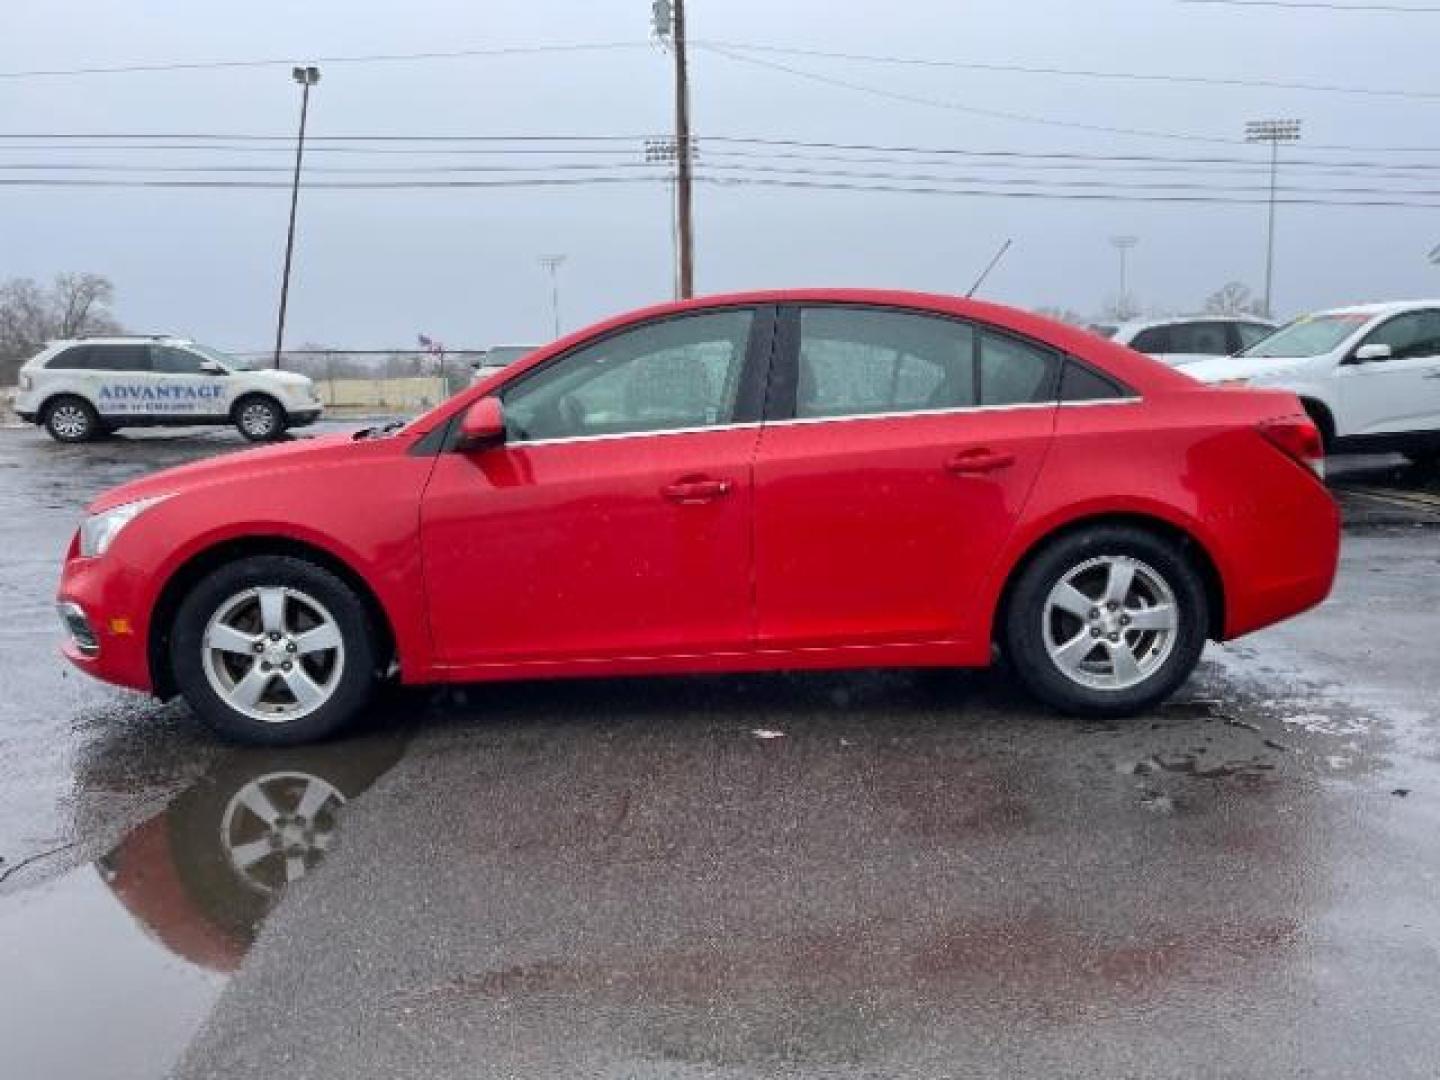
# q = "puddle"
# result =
<box><xmin>0</xmin><ymin>733</ymin><xmax>406</xmax><ymax>1078</ymax></box>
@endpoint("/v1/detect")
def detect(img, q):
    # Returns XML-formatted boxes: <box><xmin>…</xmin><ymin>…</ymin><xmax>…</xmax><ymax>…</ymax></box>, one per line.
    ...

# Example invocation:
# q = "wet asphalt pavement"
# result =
<box><xmin>1</xmin><ymin>425</ymin><xmax>1438</xmax><ymax>1078</ymax></box>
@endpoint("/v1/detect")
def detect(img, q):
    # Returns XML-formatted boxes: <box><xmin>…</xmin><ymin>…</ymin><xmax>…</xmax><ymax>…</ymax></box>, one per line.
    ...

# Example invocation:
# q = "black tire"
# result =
<box><xmin>42</xmin><ymin>395</ymin><xmax>100</xmax><ymax>443</ymax></box>
<box><xmin>170</xmin><ymin>555</ymin><xmax>377</xmax><ymax>745</ymax></box>
<box><xmin>1300</xmin><ymin>400</ymin><xmax>1336</xmax><ymax>455</ymax></box>
<box><xmin>1002</xmin><ymin>525</ymin><xmax>1209</xmax><ymax>717</ymax></box>
<box><xmin>233</xmin><ymin>394</ymin><xmax>287</xmax><ymax>442</ymax></box>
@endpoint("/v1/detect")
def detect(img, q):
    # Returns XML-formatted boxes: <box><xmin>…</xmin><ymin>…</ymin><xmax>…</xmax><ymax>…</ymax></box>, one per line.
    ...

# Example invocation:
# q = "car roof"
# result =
<box><xmin>47</xmin><ymin>335</ymin><xmax>193</xmax><ymax>346</ymax></box>
<box><xmin>493</xmin><ymin>288</ymin><xmax>1196</xmax><ymax>396</ymax></box>
<box><xmin>1303</xmin><ymin>299</ymin><xmax>1440</xmax><ymax>319</ymax></box>
<box><xmin>1112</xmin><ymin>315</ymin><xmax>1273</xmax><ymax>335</ymax></box>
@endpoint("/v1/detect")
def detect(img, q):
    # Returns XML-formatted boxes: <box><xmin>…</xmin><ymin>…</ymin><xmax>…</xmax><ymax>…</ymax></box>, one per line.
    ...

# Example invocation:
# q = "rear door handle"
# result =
<box><xmin>945</xmin><ymin>448</ymin><xmax>1016</xmax><ymax>475</ymax></box>
<box><xmin>661</xmin><ymin>476</ymin><xmax>732</xmax><ymax>504</ymax></box>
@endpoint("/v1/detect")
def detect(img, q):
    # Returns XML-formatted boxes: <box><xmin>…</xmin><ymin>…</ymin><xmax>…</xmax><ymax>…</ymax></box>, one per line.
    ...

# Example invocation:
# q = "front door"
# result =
<box><xmin>420</xmin><ymin>306</ymin><xmax>772</xmax><ymax>668</ymax></box>
<box><xmin>1336</xmin><ymin>309</ymin><xmax>1440</xmax><ymax>437</ymax></box>
<box><xmin>753</xmin><ymin>304</ymin><xmax>1057</xmax><ymax>650</ymax></box>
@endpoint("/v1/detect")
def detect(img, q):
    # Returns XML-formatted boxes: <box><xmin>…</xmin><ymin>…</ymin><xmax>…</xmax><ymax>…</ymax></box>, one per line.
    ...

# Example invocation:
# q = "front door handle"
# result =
<box><xmin>661</xmin><ymin>476</ymin><xmax>732</xmax><ymax>504</ymax></box>
<box><xmin>945</xmin><ymin>448</ymin><xmax>1016</xmax><ymax>475</ymax></box>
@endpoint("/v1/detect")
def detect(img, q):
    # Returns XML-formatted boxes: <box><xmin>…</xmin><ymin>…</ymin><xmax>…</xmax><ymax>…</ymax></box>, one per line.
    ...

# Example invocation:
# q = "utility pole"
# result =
<box><xmin>1110</xmin><ymin>235</ymin><xmax>1138</xmax><ymax>318</ymax></box>
<box><xmin>652</xmin><ymin>0</ymin><xmax>694</xmax><ymax>298</ymax></box>
<box><xmin>538</xmin><ymin>254</ymin><xmax>566</xmax><ymax>339</ymax></box>
<box><xmin>1246</xmin><ymin>118</ymin><xmax>1302</xmax><ymax>319</ymax></box>
<box><xmin>273</xmin><ymin>65</ymin><xmax>320</xmax><ymax>370</ymax></box>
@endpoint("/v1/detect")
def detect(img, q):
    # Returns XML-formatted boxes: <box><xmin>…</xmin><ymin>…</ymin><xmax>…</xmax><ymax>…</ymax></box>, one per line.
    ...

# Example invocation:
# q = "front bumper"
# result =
<box><xmin>288</xmin><ymin>407</ymin><xmax>323</xmax><ymax>427</ymax></box>
<box><xmin>16</xmin><ymin>409</ymin><xmax>37</xmax><ymax>424</ymax></box>
<box><xmin>56</xmin><ymin>544</ymin><xmax>155</xmax><ymax>693</ymax></box>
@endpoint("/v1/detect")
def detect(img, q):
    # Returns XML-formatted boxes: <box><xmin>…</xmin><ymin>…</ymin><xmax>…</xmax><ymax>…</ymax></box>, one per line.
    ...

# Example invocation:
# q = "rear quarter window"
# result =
<box><xmin>44</xmin><ymin>346</ymin><xmax>96</xmax><ymax>371</ymax></box>
<box><xmin>1059</xmin><ymin>360</ymin><xmax>1131</xmax><ymax>402</ymax></box>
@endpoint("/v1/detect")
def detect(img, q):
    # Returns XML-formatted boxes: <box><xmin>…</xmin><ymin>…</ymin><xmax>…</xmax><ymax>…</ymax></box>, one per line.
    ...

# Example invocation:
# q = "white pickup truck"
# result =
<box><xmin>14</xmin><ymin>336</ymin><xmax>323</xmax><ymax>442</ymax></box>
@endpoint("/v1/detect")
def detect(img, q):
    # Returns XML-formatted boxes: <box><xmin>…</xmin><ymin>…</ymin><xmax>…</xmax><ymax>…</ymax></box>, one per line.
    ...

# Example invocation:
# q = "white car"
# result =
<box><xmin>469</xmin><ymin>343</ymin><xmax>539</xmax><ymax>386</ymax></box>
<box><xmin>1184</xmin><ymin>300</ymin><xmax>1440</xmax><ymax>465</ymax></box>
<box><xmin>15</xmin><ymin>336</ymin><xmax>323</xmax><ymax>443</ymax></box>
<box><xmin>1094</xmin><ymin>316</ymin><xmax>1276</xmax><ymax>366</ymax></box>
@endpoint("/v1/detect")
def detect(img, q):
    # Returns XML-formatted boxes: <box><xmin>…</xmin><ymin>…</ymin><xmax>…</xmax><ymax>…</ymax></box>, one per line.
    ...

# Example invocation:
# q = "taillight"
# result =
<box><xmin>1258</xmin><ymin>415</ymin><xmax>1325</xmax><ymax>480</ymax></box>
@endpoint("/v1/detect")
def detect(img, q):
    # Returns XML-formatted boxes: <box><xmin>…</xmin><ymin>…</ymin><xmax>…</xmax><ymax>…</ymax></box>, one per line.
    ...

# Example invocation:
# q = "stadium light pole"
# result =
<box><xmin>1110</xmin><ymin>235</ymin><xmax>1138</xmax><ymax>318</ymax></box>
<box><xmin>273</xmin><ymin>65</ymin><xmax>320</xmax><ymax>370</ymax></box>
<box><xmin>538</xmin><ymin>254</ymin><xmax>566</xmax><ymax>339</ymax></box>
<box><xmin>651</xmin><ymin>0</ymin><xmax>694</xmax><ymax>298</ymax></box>
<box><xmin>1246</xmin><ymin>118</ymin><xmax>1302</xmax><ymax>319</ymax></box>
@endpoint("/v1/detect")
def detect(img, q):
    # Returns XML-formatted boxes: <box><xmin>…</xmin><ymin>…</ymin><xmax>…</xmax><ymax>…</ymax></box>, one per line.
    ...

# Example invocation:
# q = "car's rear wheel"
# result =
<box><xmin>1002</xmin><ymin>525</ymin><xmax>1208</xmax><ymax>716</ymax></box>
<box><xmin>170</xmin><ymin>556</ymin><xmax>377</xmax><ymax>744</ymax></box>
<box><xmin>234</xmin><ymin>395</ymin><xmax>286</xmax><ymax>442</ymax></box>
<box><xmin>43</xmin><ymin>396</ymin><xmax>99</xmax><ymax>443</ymax></box>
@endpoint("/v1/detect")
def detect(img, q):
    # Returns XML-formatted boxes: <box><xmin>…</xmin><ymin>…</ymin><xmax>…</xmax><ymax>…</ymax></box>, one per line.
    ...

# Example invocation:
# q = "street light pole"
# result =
<box><xmin>1110</xmin><ymin>235</ymin><xmax>1138</xmax><ymax>318</ymax></box>
<box><xmin>1245</xmin><ymin>118</ymin><xmax>1302</xmax><ymax>319</ymax></box>
<box><xmin>273</xmin><ymin>65</ymin><xmax>320</xmax><ymax>370</ymax></box>
<box><xmin>538</xmin><ymin>254</ymin><xmax>566</xmax><ymax>339</ymax></box>
<box><xmin>652</xmin><ymin>0</ymin><xmax>695</xmax><ymax>298</ymax></box>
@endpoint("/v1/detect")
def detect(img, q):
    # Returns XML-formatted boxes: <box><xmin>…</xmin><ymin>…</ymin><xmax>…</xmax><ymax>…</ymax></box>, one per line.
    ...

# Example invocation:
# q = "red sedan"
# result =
<box><xmin>56</xmin><ymin>290</ymin><xmax>1339</xmax><ymax>744</ymax></box>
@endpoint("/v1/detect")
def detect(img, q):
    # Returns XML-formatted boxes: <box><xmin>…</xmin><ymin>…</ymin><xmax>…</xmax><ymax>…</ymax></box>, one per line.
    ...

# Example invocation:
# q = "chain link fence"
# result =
<box><xmin>233</xmin><ymin>349</ymin><xmax>489</xmax><ymax>417</ymax></box>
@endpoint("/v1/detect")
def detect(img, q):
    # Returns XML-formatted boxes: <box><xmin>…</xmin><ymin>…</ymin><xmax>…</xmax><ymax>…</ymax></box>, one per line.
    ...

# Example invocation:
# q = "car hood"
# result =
<box><xmin>87</xmin><ymin>432</ymin><xmax>356</xmax><ymax>514</ymax></box>
<box><xmin>243</xmin><ymin>369</ymin><xmax>312</xmax><ymax>387</ymax></box>
<box><xmin>1182</xmin><ymin>354</ymin><xmax>1312</xmax><ymax>384</ymax></box>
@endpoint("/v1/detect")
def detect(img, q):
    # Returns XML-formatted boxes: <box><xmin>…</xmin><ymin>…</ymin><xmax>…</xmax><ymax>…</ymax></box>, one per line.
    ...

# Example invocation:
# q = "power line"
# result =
<box><xmin>1179</xmin><ymin>0</ymin><xmax>1440</xmax><ymax>11</ymax></box>
<box><xmin>705</xmin><ymin>40</ymin><xmax>1440</xmax><ymax>102</ymax></box>
<box><xmin>0</xmin><ymin>42</ymin><xmax>648</xmax><ymax>80</ymax></box>
<box><xmin>698</xmin><ymin>173</ymin><xmax>1440</xmax><ymax>208</ymax></box>
<box><xmin>6</xmin><ymin>166</ymin><xmax>1440</xmax><ymax>208</ymax></box>
<box><xmin>698</xmin><ymin>44</ymin><xmax>1245</xmax><ymax>145</ymax></box>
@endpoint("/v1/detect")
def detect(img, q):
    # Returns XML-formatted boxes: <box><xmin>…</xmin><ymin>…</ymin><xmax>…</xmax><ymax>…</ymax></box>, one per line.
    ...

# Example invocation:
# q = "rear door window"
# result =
<box><xmin>46</xmin><ymin>346</ymin><xmax>96</xmax><ymax>370</ymax></box>
<box><xmin>795</xmin><ymin>307</ymin><xmax>977</xmax><ymax>419</ymax></box>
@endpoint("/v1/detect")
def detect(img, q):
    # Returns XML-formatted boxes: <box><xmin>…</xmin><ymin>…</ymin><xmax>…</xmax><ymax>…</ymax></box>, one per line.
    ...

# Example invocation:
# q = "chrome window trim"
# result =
<box><xmin>504</xmin><ymin>397</ymin><xmax>1141</xmax><ymax>448</ymax></box>
<box><xmin>513</xmin><ymin>422</ymin><xmax>762</xmax><ymax>449</ymax></box>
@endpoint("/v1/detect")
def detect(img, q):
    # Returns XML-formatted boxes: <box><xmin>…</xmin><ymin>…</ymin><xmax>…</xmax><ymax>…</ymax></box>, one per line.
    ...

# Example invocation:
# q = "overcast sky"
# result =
<box><xmin>4</xmin><ymin>0</ymin><xmax>1439</xmax><ymax>351</ymax></box>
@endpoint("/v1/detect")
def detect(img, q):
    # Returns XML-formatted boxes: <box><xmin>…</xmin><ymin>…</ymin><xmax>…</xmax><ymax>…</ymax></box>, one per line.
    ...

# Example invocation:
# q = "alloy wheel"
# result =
<box><xmin>202</xmin><ymin>586</ymin><xmax>346</xmax><ymax>723</ymax></box>
<box><xmin>49</xmin><ymin>403</ymin><xmax>90</xmax><ymax>439</ymax></box>
<box><xmin>239</xmin><ymin>401</ymin><xmax>278</xmax><ymax>438</ymax></box>
<box><xmin>1041</xmin><ymin>554</ymin><xmax>1179</xmax><ymax>691</ymax></box>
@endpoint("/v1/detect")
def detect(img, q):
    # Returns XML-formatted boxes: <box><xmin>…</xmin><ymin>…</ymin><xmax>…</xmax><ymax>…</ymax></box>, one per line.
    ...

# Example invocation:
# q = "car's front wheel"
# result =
<box><xmin>170</xmin><ymin>555</ymin><xmax>377</xmax><ymax>744</ymax></box>
<box><xmin>233</xmin><ymin>395</ymin><xmax>287</xmax><ymax>442</ymax></box>
<box><xmin>1002</xmin><ymin>525</ymin><xmax>1209</xmax><ymax>716</ymax></box>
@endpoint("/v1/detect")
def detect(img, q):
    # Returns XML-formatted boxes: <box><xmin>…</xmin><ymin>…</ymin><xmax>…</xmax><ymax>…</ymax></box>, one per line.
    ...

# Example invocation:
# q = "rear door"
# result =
<box><xmin>87</xmin><ymin>344</ymin><xmax>158</xmax><ymax>421</ymax></box>
<box><xmin>1335</xmin><ymin>309</ymin><xmax>1440</xmax><ymax>436</ymax></box>
<box><xmin>751</xmin><ymin>304</ymin><xmax>1058</xmax><ymax>650</ymax></box>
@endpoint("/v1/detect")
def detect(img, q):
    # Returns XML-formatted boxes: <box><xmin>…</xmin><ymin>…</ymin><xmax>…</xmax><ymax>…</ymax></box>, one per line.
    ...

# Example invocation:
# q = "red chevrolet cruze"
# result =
<box><xmin>56</xmin><ymin>290</ymin><xmax>1339</xmax><ymax>744</ymax></box>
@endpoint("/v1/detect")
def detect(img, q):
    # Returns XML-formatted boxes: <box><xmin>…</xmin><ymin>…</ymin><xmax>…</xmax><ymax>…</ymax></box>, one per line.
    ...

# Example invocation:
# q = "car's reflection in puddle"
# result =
<box><xmin>0</xmin><ymin>724</ymin><xmax>407</xmax><ymax>1079</ymax></box>
<box><xmin>97</xmin><ymin>733</ymin><xmax>407</xmax><ymax>972</ymax></box>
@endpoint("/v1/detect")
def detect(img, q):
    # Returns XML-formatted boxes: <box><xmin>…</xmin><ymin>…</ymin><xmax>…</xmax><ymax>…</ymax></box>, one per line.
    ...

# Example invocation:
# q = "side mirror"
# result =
<box><xmin>1352</xmin><ymin>343</ymin><xmax>1392</xmax><ymax>363</ymax></box>
<box><xmin>457</xmin><ymin>396</ymin><xmax>505</xmax><ymax>451</ymax></box>
<box><xmin>199</xmin><ymin>359</ymin><xmax>225</xmax><ymax>375</ymax></box>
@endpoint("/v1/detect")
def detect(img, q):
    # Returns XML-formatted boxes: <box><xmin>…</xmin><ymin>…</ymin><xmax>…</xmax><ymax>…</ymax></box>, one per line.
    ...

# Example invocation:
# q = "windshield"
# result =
<box><xmin>1241</xmin><ymin>312</ymin><xmax>1372</xmax><ymax>358</ymax></box>
<box><xmin>185</xmin><ymin>343</ymin><xmax>237</xmax><ymax>372</ymax></box>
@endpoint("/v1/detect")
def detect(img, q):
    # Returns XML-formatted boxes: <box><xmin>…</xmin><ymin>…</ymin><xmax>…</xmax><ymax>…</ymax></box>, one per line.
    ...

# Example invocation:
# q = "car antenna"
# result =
<box><xmin>966</xmin><ymin>239</ymin><xmax>1012</xmax><ymax>298</ymax></box>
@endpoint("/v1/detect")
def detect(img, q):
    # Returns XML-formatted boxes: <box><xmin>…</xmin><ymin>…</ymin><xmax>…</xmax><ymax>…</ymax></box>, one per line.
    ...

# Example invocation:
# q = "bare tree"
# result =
<box><xmin>1204</xmin><ymin>281</ymin><xmax>1266</xmax><ymax>317</ymax></box>
<box><xmin>0</xmin><ymin>273</ymin><xmax>122</xmax><ymax>384</ymax></box>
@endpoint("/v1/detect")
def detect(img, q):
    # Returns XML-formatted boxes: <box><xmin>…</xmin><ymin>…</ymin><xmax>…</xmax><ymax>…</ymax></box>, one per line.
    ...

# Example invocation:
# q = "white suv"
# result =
<box><xmin>14</xmin><ymin>336</ymin><xmax>323</xmax><ymax>443</ymax></box>
<box><xmin>1184</xmin><ymin>300</ymin><xmax>1440</xmax><ymax>465</ymax></box>
<box><xmin>1093</xmin><ymin>316</ymin><xmax>1276</xmax><ymax>366</ymax></box>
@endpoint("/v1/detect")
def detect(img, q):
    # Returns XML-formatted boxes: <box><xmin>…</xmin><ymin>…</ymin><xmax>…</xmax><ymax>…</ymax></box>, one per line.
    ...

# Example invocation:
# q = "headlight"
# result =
<box><xmin>79</xmin><ymin>494</ymin><xmax>170</xmax><ymax>558</ymax></box>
